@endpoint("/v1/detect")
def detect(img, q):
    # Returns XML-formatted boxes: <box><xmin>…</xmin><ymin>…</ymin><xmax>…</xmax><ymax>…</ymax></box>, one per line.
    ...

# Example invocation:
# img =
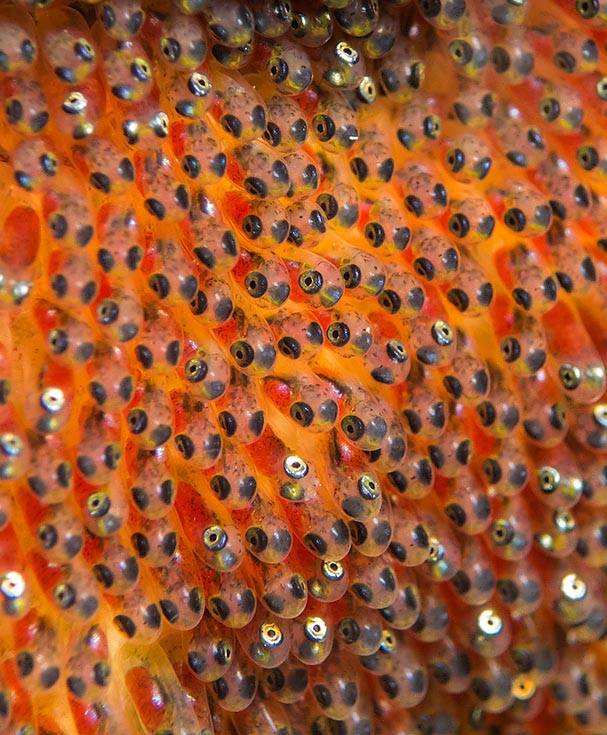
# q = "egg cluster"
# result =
<box><xmin>0</xmin><ymin>0</ymin><xmax>607</xmax><ymax>733</ymax></box>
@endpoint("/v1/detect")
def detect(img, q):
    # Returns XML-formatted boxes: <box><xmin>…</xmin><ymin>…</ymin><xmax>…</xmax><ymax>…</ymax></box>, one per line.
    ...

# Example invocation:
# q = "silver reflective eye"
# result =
<box><xmin>280</xmin><ymin>482</ymin><xmax>304</xmax><ymax>501</ymax></box>
<box><xmin>427</xmin><ymin>537</ymin><xmax>444</xmax><ymax>562</ymax></box>
<box><xmin>290</xmin><ymin>11</ymin><xmax>308</xmax><ymax>35</ymax></box>
<box><xmin>596</xmin><ymin>76</ymin><xmax>607</xmax><ymax>100</ymax></box>
<box><xmin>0</xmin><ymin>571</ymin><xmax>25</xmax><ymax>599</ymax></box>
<box><xmin>561</xmin><ymin>573</ymin><xmax>586</xmax><ymax>601</ymax></box>
<box><xmin>62</xmin><ymin>91</ymin><xmax>87</xmax><ymax>114</ymax></box>
<box><xmin>357</xmin><ymin>75</ymin><xmax>376</xmax><ymax>104</ymax></box>
<box><xmin>74</xmin><ymin>121</ymin><xmax>95</xmax><ymax>138</ymax></box>
<box><xmin>358</xmin><ymin>473</ymin><xmax>380</xmax><ymax>500</ymax></box>
<box><xmin>203</xmin><ymin>525</ymin><xmax>227</xmax><ymax>551</ymax></box>
<box><xmin>75</xmin><ymin>38</ymin><xmax>95</xmax><ymax>62</ymax></box>
<box><xmin>538</xmin><ymin>466</ymin><xmax>559</xmax><ymax>493</ymax></box>
<box><xmin>558</xmin><ymin>363</ymin><xmax>581</xmax><ymax>390</ymax></box>
<box><xmin>40</xmin><ymin>387</ymin><xmax>65</xmax><ymax>414</ymax></box>
<box><xmin>74</xmin><ymin>38</ymin><xmax>95</xmax><ymax>61</ymax></box>
<box><xmin>304</xmin><ymin>616</ymin><xmax>327</xmax><ymax>642</ymax></box>
<box><xmin>387</xmin><ymin>339</ymin><xmax>407</xmax><ymax>363</ymax></box>
<box><xmin>123</xmin><ymin>119</ymin><xmax>139</xmax><ymax>140</ymax></box>
<box><xmin>184</xmin><ymin>357</ymin><xmax>207</xmax><ymax>383</ymax></box>
<box><xmin>260</xmin><ymin>622</ymin><xmax>283</xmax><ymax>646</ymax></box>
<box><xmin>160</xmin><ymin>37</ymin><xmax>181</xmax><ymax>62</ymax></box>
<box><xmin>431</xmin><ymin>320</ymin><xmax>454</xmax><ymax>346</ymax></box>
<box><xmin>492</xmin><ymin>519</ymin><xmax>513</xmax><ymax>547</ymax></box>
<box><xmin>379</xmin><ymin>628</ymin><xmax>396</xmax><ymax>652</ymax></box>
<box><xmin>151</xmin><ymin>112</ymin><xmax>169</xmax><ymax>137</ymax></box>
<box><xmin>478</xmin><ymin>608</ymin><xmax>503</xmax><ymax>636</ymax></box>
<box><xmin>593</xmin><ymin>403</ymin><xmax>607</xmax><ymax>428</ymax></box>
<box><xmin>189</xmin><ymin>72</ymin><xmax>212</xmax><ymax>97</ymax></box>
<box><xmin>131</xmin><ymin>57</ymin><xmax>151</xmax><ymax>81</ymax></box>
<box><xmin>13</xmin><ymin>281</ymin><xmax>32</xmax><ymax>304</ymax></box>
<box><xmin>335</xmin><ymin>41</ymin><xmax>359</xmax><ymax>66</ymax></box>
<box><xmin>321</xmin><ymin>560</ymin><xmax>344</xmax><ymax>580</ymax></box>
<box><xmin>87</xmin><ymin>492</ymin><xmax>110</xmax><ymax>518</ymax></box>
<box><xmin>554</xmin><ymin>509</ymin><xmax>575</xmax><ymax>532</ymax></box>
<box><xmin>54</xmin><ymin>582</ymin><xmax>76</xmax><ymax>609</ymax></box>
<box><xmin>284</xmin><ymin>455</ymin><xmax>308</xmax><ymax>479</ymax></box>
<box><xmin>0</xmin><ymin>433</ymin><xmax>23</xmax><ymax>456</ymax></box>
<box><xmin>267</xmin><ymin>56</ymin><xmax>288</xmax><ymax>83</ymax></box>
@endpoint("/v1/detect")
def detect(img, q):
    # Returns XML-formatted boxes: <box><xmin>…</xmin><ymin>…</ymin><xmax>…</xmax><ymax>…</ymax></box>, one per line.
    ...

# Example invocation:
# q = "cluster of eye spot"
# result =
<box><xmin>1</xmin><ymin>0</ymin><xmax>607</xmax><ymax>734</ymax></box>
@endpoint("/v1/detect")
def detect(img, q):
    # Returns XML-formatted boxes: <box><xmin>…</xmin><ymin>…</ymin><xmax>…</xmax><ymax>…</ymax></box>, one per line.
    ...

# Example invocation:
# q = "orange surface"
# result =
<box><xmin>0</xmin><ymin>0</ymin><xmax>606</xmax><ymax>733</ymax></box>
